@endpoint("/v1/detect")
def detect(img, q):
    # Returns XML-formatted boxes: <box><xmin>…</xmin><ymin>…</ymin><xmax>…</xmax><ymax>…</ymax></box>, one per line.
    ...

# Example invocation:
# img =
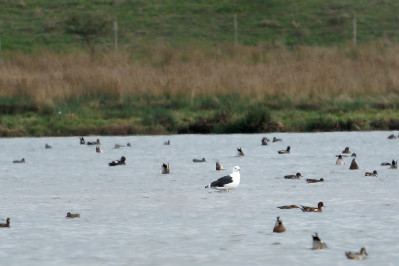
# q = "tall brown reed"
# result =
<box><xmin>1</xmin><ymin>42</ymin><xmax>399</xmax><ymax>105</ymax></box>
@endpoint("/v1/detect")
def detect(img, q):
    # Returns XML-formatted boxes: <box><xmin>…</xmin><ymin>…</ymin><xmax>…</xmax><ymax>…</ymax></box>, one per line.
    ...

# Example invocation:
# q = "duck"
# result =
<box><xmin>278</xmin><ymin>146</ymin><xmax>290</xmax><ymax>154</ymax></box>
<box><xmin>205</xmin><ymin>166</ymin><xmax>241</xmax><ymax>191</ymax></box>
<box><xmin>342</xmin><ymin>147</ymin><xmax>351</xmax><ymax>154</ymax></box>
<box><xmin>261</xmin><ymin>137</ymin><xmax>269</xmax><ymax>145</ymax></box>
<box><xmin>381</xmin><ymin>162</ymin><xmax>391</xmax><ymax>166</ymax></box>
<box><xmin>0</xmin><ymin>218</ymin><xmax>10</xmax><ymax>227</ymax></box>
<box><xmin>277</xmin><ymin>205</ymin><xmax>299</xmax><ymax>209</ymax></box>
<box><xmin>127</xmin><ymin>142</ymin><xmax>132</xmax><ymax>147</ymax></box>
<box><xmin>390</xmin><ymin>160</ymin><xmax>397</xmax><ymax>169</ymax></box>
<box><xmin>284</xmin><ymin>172</ymin><xmax>302</xmax><ymax>179</ymax></box>
<box><xmin>114</xmin><ymin>144</ymin><xmax>124</xmax><ymax>149</ymax></box>
<box><xmin>312</xmin><ymin>232</ymin><xmax>327</xmax><ymax>249</ymax></box>
<box><xmin>388</xmin><ymin>134</ymin><xmax>397</xmax><ymax>139</ymax></box>
<box><xmin>345</xmin><ymin>247</ymin><xmax>368</xmax><ymax>260</ymax></box>
<box><xmin>45</xmin><ymin>143</ymin><xmax>52</xmax><ymax>149</ymax></box>
<box><xmin>66</xmin><ymin>212</ymin><xmax>80</xmax><ymax>218</ymax></box>
<box><xmin>306</xmin><ymin>178</ymin><xmax>324</xmax><ymax>183</ymax></box>
<box><xmin>301</xmin><ymin>202</ymin><xmax>324</xmax><ymax>212</ymax></box>
<box><xmin>164</xmin><ymin>140</ymin><xmax>170</xmax><ymax>145</ymax></box>
<box><xmin>193</xmin><ymin>158</ymin><xmax>206</xmax><ymax>163</ymax></box>
<box><xmin>365</xmin><ymin>170</ymin><xmax>378</xmax><ymax>176</ymax></box>
<box><xmin>351</xmin><ymin>153</ymin><xmax>357</xmax><ymax>157</ymax></box>
<box><xmin>87</xmin><ymin>138</ymin><xmax>100</xmax><ymax>145</ymax></box>
<box><xmin>349</xmin><ymin>158</ymin><xmax>359</xmax><ymax>170</ymax></box>
<box><xmin>336</xmin><ymin>154</ymin><xmax>345</xmax><ymax>165</ymax></box>
<box><xmin>13</xmin><ymin>158</ymin><xmax>25</xmax><ymax>163</ymax></box>
<box><xmin>96</xmin><ymin>146</ymin><xmax>102</xmax><ymax>153</ymax></box>
<box><xmin>273</xmin><ymin>137</ymin><xmax>282</xmax><ymax>142</ymax></box>
<box><xmin>161</xmin><ymin>163</ymin><xmax>170</xmax><ymax>174</ymax></box>
<box><xmin>237</xmin><ymin>147</ymin><xmax>244</xmax><ymax>156</ymax></box>
<box><xmin>216</xmin><ymin>161</ymin><xmax>224</xmax><ymax>171</ymax></box>
<box><xmin>273</xmin><ymin>217</ymin><xmax>286</xmax><ymax>233</ymax></box>
<box><xmin>80</xmin><ymin>137</ymin><xmax>85</xmax><ymax>144</ymax></box>
<box><xmin>109</xmin><ymin>156</ymin><xmax>126</xmax><ymax>166</ymax></box>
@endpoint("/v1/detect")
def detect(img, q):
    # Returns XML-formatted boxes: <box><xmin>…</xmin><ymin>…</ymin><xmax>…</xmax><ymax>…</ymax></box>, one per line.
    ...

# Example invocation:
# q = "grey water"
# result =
<box><xmin>1</xmin><ymin>132</ymin><xmax>399</xmax><ymax>265</ymax></box>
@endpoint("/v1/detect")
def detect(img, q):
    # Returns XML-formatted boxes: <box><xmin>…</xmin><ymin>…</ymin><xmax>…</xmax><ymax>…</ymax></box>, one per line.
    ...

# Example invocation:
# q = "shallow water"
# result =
<box><xmin>1</xmin><ymin>132</ymin><xmax>399</xmax><ymax>265</ymax></box>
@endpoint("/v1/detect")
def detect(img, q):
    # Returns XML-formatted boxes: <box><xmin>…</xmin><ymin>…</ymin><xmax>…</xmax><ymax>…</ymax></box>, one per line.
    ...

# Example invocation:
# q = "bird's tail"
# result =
<box><xmin>205</xmin><ymin>184</ymin><xmax>210</xmax><ymax>188</ymax></box>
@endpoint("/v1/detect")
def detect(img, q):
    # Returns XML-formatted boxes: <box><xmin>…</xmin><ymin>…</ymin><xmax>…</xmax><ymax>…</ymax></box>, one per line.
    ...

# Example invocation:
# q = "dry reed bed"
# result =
<box><xmin>0</xmin><ymin>43</ymin><xmax>399</xmax><ymax>104</ymax></box>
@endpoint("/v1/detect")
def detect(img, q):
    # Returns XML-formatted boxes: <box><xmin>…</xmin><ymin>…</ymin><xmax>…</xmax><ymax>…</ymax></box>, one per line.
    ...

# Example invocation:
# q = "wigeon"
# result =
<box><xmin>80</xmin><ymin>137</ymin><xmax>85</xmax><ymax>144</ymax></box>
<box><xmin>96</xmin><ymin>146</ymin><xmax>102</xmax><ymax>153</ymax></box>
<box><xmin>164</xmin><ymin>140</ymin><xmax>170</xmax><ymax>145</ymax></box>
<box><xmin>388</xmin><ymin>134</ymin><xmax>397</xmax><ymax>139</ymax></box>
<box><xmin>312</xmin><ymin>232</ymin><xmax>327</xmax><ymax>249</ymax></box>
<box><xmin>336</xmin><ymin>155</ymin><xmax>345</xmax><ymax>165</ymax></box>
<box><xmin>45</xmin><ymin>144</ymin><xmax>52</xmax><ymax>149</ymax></box>
<box><xmin>216</xmin><ymin>161</ymin><xmax>224</xmax><ymax>171</ymax></box>
<box><xmin>0</xmin><ymin>218</ymin><xmax>10</xmax><ymax>227</ymax></box>
<box><xmin>66</xmin><ymin>212</ymin><xmax>80</xmax><ymax>218</ymax></box>
<box><xmin>161</xmin><ymin>163</ymin><xmax>170</xmax><ymax>174</ymax></box>
<box><xmin>365</xmin><ymin>170</ymin><xmax>377</xmax><ymax>176</ymax></box>
<box><xmin>349</xmin><ymin>158</ymin><xmax>359</xmax><ymax>170</ymax></box>
<box><xmin>277</xmin><ymin>205</ymin><xmax>299</xmax><ymax>209</ymax></box>
<box><xmin>390</xmin><ymin>160</ymin><xmax>397</xmax><ymax>169</ymax></box>
<box><xmin>13</xmin><ymin>158</ymin><xmax>25</xmax><ymax>163</ymax></box>
<box><xmin>273</xmin><ymin>217</ymin><xmax>286</xmax><ymax>233</ymax></box>
<box><xmin>237</xmin><ymin>147</ymin><xmax>244</xmax><ymax>156</ymax></box>
<box><xmin>261</xmin><ymin>137</ymin><xmax>269</xmax><ymax>145</ymax></box>
<box><xmin>109</xmin><ymin>156</ymin><xmax>126</xmax><ymax>166</ymax></box>
<box><xmin>193</xmin><ymin>158</ymin><xmax>206</xmax><ymax>163</ymax></box>
<box><xmin>301</xmin><ymin>202</ymin><xmax>324</xmax><ymax>212</ymax></box>
<box><xmin>273</xmin><ymin>137</ymin><xmax>282</xmax><ymax>142</ymax></box>
<box><xmin>87</xmin><ymin>138</ymin><xmax>100</xmax><ymax>145</ymax></box>
<box><xmin>306</xmin><ymin>178</ymin><xmax>324</xmax><ymax>183</ymax></box>
<box><xmin>284</xmin><ymin>173</ymin><xmax>302</xmax><ymax>179</ymax></box>
<box><xmin>345</xmin><ymin>247</ymin><xmax>368</xmax><ymax>260</ymax></box>
<box><xmin>342</xmin><ymin>147</ymin><xmax>351</xmax><ymax>154</ymax></box>
<box><xmin>278</xmin><ymin>146</ymin><xmax>290</xmax><ymax>154</ymax></box>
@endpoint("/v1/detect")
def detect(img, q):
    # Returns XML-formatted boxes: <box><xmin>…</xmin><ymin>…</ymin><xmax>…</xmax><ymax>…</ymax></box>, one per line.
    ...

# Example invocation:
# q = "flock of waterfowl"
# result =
<box><xmin>6</xmin><ymin>132</ymin><xmax>396</xmax><ymax>261</ymax></box>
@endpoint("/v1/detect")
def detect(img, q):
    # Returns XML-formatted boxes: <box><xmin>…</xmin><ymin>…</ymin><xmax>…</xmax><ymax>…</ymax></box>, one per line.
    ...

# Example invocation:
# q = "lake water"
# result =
<box><xmin>0</xmin><ymin>132</ymin><xmax>398</xmax><ymax>265</ymax></box>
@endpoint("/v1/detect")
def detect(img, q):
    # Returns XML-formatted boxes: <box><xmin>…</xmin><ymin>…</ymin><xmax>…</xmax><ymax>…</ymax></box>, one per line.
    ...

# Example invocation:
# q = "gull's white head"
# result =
<box><xmin>233</xmin><ymin>166</ymin><xmax>241</xmax><ymax>172</ymax></box>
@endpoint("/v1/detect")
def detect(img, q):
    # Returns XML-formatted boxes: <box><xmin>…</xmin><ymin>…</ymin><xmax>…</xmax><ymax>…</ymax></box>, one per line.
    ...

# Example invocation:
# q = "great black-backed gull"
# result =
<box><xmin>205</xmin><ymin>166</ymin><xmax>241</xmax><ymax>191</ymax></box>
<box><xmin>109</xmin><ymin>156</ymin><xmax>126</xmax><ymax>166</ymax></box>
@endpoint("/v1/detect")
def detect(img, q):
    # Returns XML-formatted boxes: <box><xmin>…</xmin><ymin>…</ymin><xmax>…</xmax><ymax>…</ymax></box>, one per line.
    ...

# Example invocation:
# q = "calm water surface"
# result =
<box><xmin>1</xmin><ymin>132</ymin><xmax>399</xmax><ymax>265</ymax></box>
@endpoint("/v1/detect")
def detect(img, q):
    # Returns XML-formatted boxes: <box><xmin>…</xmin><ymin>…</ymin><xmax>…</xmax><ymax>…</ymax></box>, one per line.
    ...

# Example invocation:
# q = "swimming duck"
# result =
<box><xmin>277</xmin><ymin>205</ymin><xmax>299</xmax><ymax>209</ymax></box>
<box><xmin>301</xmin><ymin>202</ymin><xmax>324</xmax><ymax>212</ymax></box>
<box><xmin>0</xmin><ymin>218</ymin><xmax>10</xmax><ymax>227</ymax></box>
<box><xmin>66</xmin><ymin>212</ymin><xmax>80</xmax><ymax>218</ymax></box>
<box><xmin>388</xmin><ymin>134</ymin><xmax>397</xmax><ymax>139</ymax></box>
<box><xmin>345</xmin><ymin>247</ymin><xmax>368</xmax><ymax>260</ymax></box>
<box><xmin>390</xmin><ymin>160</ymin><xmax>397</xmax><ymax>169</ymax></box>
<box><xmin>312</xmin><ymin>232</ymin><xmax>327</xmax><ymax>249</ymax></box>
<box><xmin>381</xmin><ymin>162</ymin><xmax>391</xmax><ymax>166</ymax></box>
<box><xmin>351</xmin><ymin>153</ymin><xmax>357</xmax><ymax>157</ymax></box>
<box><xmin>216</xmin><ymin>161</ymin><xmax>224</xmax><ymax>171</ymax></box>
<box><xmin>237</xmin><ymin>147</ymin><xmax>244</xmax><ymax>156</ymax></box>
<box><xmin>87</xmin><ymin>138</ymin><xmax>100</xmax><ymax>145</ymax></box>
<box><xmin>80</xmin><ymin>137</ymin><xmax>85</xmax><ymax>144</ymax></box>
<box><xmin>109</xmin><ymin>156</ymin><xmax>126</xmax><ymax>166</ymax></box>
<box><xmin>278</xmin><ymin>146</ymin><xmax>291</xmax><ymax>154</ymax></box>
<box><xmin>336</xmin><ymin>155</ymin><xmax>345</xmax><ymax>165</ymax></box>
<box><xmin>164</xmin><ymin>140</ymin><xmax>170</xmax><ymax>145</ymax></box>
<box><xmin>284</xmin><ymin>172</ymin><xmax>302</xmax><ymax>179</ymax></box>
<box><xmin>349</xmin><ymin>158</ymin><xmax>359</xmax><ymax>170</ymax></box>
<box><xmin>45</xmin><ymin>144</ymin><xmax>52</xmax><ymax>149</ymax></box>
<box><xmin>342</xmin><ymin>147</ymin><xmax>351</xmax><ymax>154</ymax></box>
<box><xmin>193</xmin><ymin>158</ymin><xmax>206</xmax><ymax>163</ymax></box>
<box><xmin>306</xmin><ymin>178</ymin><xmax>324</xmax><ymax>183</ymax></box>
<box><xmin>273</xmin><ymin>217</ymin><xmax>286</xmax><ymax>233</ymax></box>
<box><xmin>114</xmin><ymin>144</ymin><xmax>124</xmax><ymax>149</ymax></box>
<box><xmin>273</xmin><ymin>137</ymin><xmax>282</xmax><ymax>142</ymax></box>
<box><xmin>13</xmin><ymin>158</ymin><xmax>25</xmax><ymax>163</ymax></box>
<box><xmin>365</xmin><ymin>170</ymin><xmax>378</xmax><ymax>176</ymax></box>
<box><xmin>261</xmin><ymin>137</ymin><xmax>269</xmax><ymax>145</ymax></box>
<box><xmin>161</xmin><ymin>163</ymin><xmax>170</xmax><ymax>174</ymax></box>
<box><xmin>127</xmin><ymin>142</ymin><xmax>132</xmax><ymax>147</ymax></box>
<box><xmin>96</xmin><ymin>146</ymin><xmax>102</xmax><ymax>153</ymax></box>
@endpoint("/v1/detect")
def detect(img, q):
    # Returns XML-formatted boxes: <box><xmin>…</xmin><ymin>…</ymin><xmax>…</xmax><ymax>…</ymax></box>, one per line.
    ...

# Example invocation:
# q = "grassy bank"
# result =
<box><xmin>1</xmin><ymin>43</ymin><xmax>399</xmax><ymax>136</ymax></box>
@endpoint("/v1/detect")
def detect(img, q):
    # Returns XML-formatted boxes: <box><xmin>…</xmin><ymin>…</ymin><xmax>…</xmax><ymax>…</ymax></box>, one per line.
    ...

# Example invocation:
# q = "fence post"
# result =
<box><xmin>352</xmin><ymin>14</ymin><xmax>357</xmax><ymax>45</ymax></box>
<box><xmin>234</xmin><ymin>14</ymin><xmax>237</xmax><ymax>46</ymax></box>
